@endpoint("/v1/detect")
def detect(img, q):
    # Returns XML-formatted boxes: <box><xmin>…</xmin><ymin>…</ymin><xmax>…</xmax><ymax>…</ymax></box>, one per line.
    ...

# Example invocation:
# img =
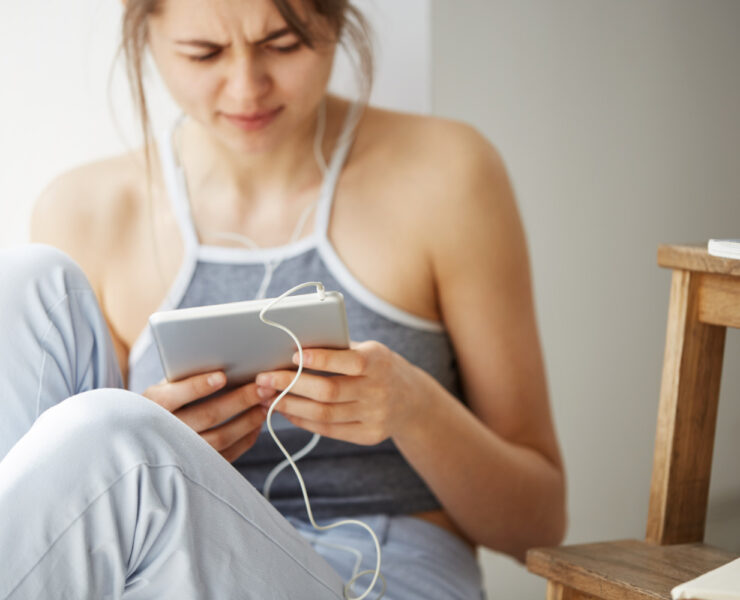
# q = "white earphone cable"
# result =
<box><xmin>259</xmin><ymin>282</ymin><xmax>385</xmax><ymax>600</ymax></box>
<box><xmin>262</xmin><ymin>430</ymin><xmax>320</xmax><ymax>501</ymax></box>
<box><xmin>173</xmin><ymin>98</ymin><xmax>383</xmax><ymax>598</ymax></box>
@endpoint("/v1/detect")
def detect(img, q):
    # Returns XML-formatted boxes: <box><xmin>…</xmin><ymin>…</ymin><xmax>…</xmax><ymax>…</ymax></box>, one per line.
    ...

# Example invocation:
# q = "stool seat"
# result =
<box><xmin>527</xmin><ymin>540</ymin><xmax>739</xmax><ymax>600</ymax></box>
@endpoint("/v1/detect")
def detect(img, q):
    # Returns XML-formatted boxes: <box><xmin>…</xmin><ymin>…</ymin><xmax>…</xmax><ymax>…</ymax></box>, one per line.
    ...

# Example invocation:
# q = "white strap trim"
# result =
<box><xmin>317</xmin><ymin>237</ymin><xmax>444</xmax><ymax>333</ymax></box>
<box><xmin>196</xmin><ymin>233</ymin><xmax>318</xmax><ymax>264</ymax></box>
<box><xmin>158</xmin><ymin>118</ymin><xmax>199</xmax><ymax>251</ymax></box>
<box><xmin>314</xmin><ymin>98</ymin><xmax>365</xmax><ymax>239</ymax></box>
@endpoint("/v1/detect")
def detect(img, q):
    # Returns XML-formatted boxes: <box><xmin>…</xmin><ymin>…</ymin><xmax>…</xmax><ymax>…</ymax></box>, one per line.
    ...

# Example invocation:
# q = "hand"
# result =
<box><xmin>254</xmin><ymin>340</ymin><xmax>425</xmax><ymax>446</ymax></box>
<box><xmin>143</xmin><ymin>372</ymin><xmax>268</xmax><ymax>462</ymax></box>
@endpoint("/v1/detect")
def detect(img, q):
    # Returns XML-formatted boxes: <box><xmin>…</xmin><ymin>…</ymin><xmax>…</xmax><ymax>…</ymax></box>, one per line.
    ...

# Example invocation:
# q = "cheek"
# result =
<box><xmin>272</xmin><ymin>50</ymin><xmax>335</xmax><ymax>98</ymax></box>
<box><xmin>156</xmin><ymin>59</ymin><xmax>220</xmax><ymax>113</ymax></box>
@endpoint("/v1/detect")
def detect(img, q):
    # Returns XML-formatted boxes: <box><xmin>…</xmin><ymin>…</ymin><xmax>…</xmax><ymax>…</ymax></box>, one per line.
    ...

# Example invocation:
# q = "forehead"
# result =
<box><xmin>154</xmin><ymin>0</ymin><xmax>308</xmax><ymax>41</ymax></box>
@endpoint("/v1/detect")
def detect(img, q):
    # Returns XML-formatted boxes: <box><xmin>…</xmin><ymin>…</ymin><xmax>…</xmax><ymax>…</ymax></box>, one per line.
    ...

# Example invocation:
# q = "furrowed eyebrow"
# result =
<box><xmin>175</xmin><ymin>27</ymin><xmax>293</xmax><ymax>48</ymax></box>
<box><xmin>254</xmin><ymin>27</ymin><xmax>293</xmax><ymax>45</ymax></box>
<box><xmin>175</xmin><ymin>40</ymin><xmax>223</xmax><ymax>49</ymax></box>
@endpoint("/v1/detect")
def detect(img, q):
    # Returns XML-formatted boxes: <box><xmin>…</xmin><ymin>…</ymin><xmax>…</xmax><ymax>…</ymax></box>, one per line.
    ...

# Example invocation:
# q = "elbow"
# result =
<box><xmin>539</xmin><ymin>464</ymin><xmax>568</xmax><ymax>546</ymax></box>
<box><xmin>514</xmin><ymin>464</ymin><xmax>568</xmax><ymax>563</ymax></box>
<box><xmin>533</xmin><ymin>466</ymin><xmax>568</xmax><ymax>550</ymax></box>
<box><xmin>512</xmin><ymin>510</ymin><xmax>567</xmax><ymax>566</ymax></box>
<box><xmin>543</xmin><ymin>495</ymin><xmax>568</xmax><ymax>549</ymax></box>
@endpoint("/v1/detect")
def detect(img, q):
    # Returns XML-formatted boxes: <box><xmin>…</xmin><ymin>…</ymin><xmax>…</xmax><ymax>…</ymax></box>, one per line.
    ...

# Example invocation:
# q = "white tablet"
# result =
<box><xmin>149</xmin><ymin>291</ymin><xmax>350</xmax><ymax>388</ymax></box>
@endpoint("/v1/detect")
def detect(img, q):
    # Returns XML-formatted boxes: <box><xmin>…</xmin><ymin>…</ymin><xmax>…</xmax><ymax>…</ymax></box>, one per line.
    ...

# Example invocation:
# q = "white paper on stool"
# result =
<box><xmin>671</xmin><ymin>556</ymin><xmax>740</xmax><ymax>600</ymax></box>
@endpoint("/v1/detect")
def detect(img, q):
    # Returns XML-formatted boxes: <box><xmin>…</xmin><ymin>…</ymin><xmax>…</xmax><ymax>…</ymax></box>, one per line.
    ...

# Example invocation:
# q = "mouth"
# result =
<box><xmin>222</xmin><ymin>106</ymin><xmax>284</xmax><ymax>131</ymax></box>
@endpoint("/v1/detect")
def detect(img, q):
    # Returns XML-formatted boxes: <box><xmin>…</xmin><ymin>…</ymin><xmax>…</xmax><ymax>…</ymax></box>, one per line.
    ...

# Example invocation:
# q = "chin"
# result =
<box><xmin>217</xmin><ymin>114</ymin><xmax>289</xmax><ymax>153</ymax></box>
<box><xmin>226</xmin><ymin>137</ymin><xmax>275</xmax><ymax>156</ymax></box>
<box><xmin>210</xmin><ymin>124</ymin><xmax>272</xmax><ymax>155</ymax></box>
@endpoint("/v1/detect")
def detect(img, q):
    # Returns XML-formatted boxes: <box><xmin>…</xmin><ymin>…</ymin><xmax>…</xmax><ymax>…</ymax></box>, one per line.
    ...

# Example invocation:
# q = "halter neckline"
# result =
<box><xmin>157</xmin><ymin>97</ymin><xmax>364</xmax><ymax>261</ymax></box>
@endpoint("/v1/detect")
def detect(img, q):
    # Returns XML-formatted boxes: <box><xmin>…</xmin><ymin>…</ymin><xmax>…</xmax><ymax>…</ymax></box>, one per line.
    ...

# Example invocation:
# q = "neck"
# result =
<box><xmin>176</xmin><ymin>99</ymin><xmax>336</xmax><ymax>217</ymax></box>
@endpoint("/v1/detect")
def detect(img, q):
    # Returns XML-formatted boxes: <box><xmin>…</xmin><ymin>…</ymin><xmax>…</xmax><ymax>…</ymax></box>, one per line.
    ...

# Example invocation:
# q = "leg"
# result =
<box><xmin>0</xmin><ymin>389</ymin><xmax>344</xmax><ymax>599</ymax></box>
<box><xmin>0</xmin><ymin>245</ymin><xmax>343</xmax><ymax>597</ymax></box>
<box><xmin>0</xmin><ymin>244</ymin><xmax>122</xmax><ymax>459</ymax></box>
<box><xmin>291</xmin><ymin>515</ymin><xmax>485</xmax><ymax>600</ymax></box>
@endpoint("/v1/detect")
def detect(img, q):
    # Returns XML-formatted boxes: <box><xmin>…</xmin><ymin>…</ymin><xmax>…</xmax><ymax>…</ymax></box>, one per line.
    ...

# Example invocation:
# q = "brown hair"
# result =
<box><xmin>120</xmin><ymin>0</ymin><xmax>374</xmax><ymax>176</ymax></box>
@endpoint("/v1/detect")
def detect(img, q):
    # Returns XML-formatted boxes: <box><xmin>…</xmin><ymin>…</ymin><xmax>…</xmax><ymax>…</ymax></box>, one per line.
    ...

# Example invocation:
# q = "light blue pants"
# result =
<box><xmin>0</xmin><ymin>244</ymin><xmax>484</xmax><ymax>599</ymax></box>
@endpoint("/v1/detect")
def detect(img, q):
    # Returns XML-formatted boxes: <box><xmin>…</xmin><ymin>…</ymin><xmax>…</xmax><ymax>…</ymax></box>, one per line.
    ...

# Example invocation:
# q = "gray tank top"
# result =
<box><xmin>127</xmin><ymin>101</ymin><xmax>465</xmax><ymax>519</ymax></box>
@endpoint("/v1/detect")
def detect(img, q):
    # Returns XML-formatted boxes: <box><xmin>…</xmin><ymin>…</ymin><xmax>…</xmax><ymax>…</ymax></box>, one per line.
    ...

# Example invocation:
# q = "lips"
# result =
<box><xmin>228</xmin><ymin>107</ymin><xmax>282</xmax><ymax>120</ymax></box>
<box><xmin>222</xmin><ymin>106</ymin><xmax>284</xmax><ymax>131</ymax></box>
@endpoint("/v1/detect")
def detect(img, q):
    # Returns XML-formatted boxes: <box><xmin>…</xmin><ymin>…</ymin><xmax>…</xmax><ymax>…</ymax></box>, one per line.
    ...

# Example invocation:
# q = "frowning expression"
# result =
<box><xmin>147</xmin><ymin>0</ymin><xmax>337</xmax><ymax>153</ymax></box>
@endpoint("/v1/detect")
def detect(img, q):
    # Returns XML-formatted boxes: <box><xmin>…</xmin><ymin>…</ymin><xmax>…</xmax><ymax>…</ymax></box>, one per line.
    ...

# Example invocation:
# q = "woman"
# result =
<box><xmin>0</xmin><ymin>0</ymin><xmax>566</xmax><ymax>597</ymax></box>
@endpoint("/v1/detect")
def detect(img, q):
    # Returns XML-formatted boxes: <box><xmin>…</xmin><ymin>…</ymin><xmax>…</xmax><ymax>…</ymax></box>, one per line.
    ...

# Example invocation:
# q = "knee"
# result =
<box><xmin>0</xmin><ymin>244</ymin><xmax>96</xmax><ymax>327</ymax></box>
<box><xmin>0</xmin><ymin>243</ymin><xmax>92</xmax><ymax>299</ymax></box>
<box><xmin>36</xmin><ymin>389</ymin><xmax>187</xmax><ymax>466</ymax></box>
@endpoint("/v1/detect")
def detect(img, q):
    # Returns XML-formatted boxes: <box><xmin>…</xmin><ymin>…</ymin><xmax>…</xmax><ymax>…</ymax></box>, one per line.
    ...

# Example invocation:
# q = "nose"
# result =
<box><xmin>224</xmin><ymin>50</ymin><xmax>271</xmax><ymax>104</ymax></box>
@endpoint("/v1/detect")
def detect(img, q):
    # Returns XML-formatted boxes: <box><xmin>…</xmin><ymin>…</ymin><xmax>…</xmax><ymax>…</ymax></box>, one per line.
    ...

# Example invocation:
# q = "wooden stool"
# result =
<box><xmin>526</xmin><ymin>244</ymin><xmax>740</xmax><ymax>599</ymax></box>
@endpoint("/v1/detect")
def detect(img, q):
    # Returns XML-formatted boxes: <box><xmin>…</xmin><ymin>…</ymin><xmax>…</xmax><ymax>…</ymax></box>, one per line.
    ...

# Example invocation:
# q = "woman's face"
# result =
<box><xmin>147</xmin><ymin>0</ymin><xmax>337</xmax><ymax>154</ymax></box>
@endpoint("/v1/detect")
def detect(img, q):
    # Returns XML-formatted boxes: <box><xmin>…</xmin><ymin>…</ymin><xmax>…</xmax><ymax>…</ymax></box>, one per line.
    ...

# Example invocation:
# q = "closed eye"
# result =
<box><xmin>185</xmin><ymin>40</ymin><xmax>302</xmax><ymax>62</ymax></box>
<box><xmin>189</xmin><ymin>49</ymin><xmax>221</xmax><ymax>62</ymax></box>
<box><xmin>267</xmin><ymin>41</ymin><xmax>302</xmax><ymax>54</ymax></box>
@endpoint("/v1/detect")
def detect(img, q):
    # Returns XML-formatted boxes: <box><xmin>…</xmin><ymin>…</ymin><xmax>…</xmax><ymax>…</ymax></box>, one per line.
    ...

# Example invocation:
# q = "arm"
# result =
<box><xmin>254</xmin><ymin>122</ymin><xmax>566</xmax><ymax>561</ymax></box>
<box><xmin>414</xmin><ymin>125</ymin><xmax>566</xmax><ymax>559</ymax></box>
<box><xmin>391</xmin><ymin>125</ymin><xmax>566</xmax><ymax>560</ymax></box>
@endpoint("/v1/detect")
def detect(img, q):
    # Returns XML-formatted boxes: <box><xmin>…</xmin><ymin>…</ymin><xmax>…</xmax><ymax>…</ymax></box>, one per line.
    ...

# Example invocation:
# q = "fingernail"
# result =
<box><xmin>255</xmin><ymin>374</ymin><xmax>268</xmax><ymax>386</ymax></box>
<box><xmin>295</xmin><ymin>352</ymin><xmax>311</xmax><ymax>366</ymax></box>
<box><xmin>208</xmin><ymin>373</ymin><xmax>225</xmax><ymax>387</ymax></box>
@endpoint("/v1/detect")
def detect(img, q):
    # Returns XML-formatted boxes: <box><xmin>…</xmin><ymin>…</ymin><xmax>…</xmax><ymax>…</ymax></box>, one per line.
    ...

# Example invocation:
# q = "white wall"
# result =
<box><xmin>0</xmin><ymin>0</ymin><xmax>431</xmax><ymax>248</ymax></box>
<box><xmin>431</xmin><ymin>1</ymin><xmax>740</xmax><ymax>597</ymax></box>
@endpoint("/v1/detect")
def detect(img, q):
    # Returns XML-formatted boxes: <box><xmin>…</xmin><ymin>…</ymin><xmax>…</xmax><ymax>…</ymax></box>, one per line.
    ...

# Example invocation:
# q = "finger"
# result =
<box><xmin>256</xmin><ymin>370</ymin><xmax>355</xmax><ymax>403</ymax></box>
<box><xmin>291</xmin><ymin>346</ymin><xmax>367</xmax><ymax>376</ymax></box>
<box><xmin>201</xmin><ymin>405</ymin><xmax>267</xmax><ymax>452</ymax></box>
<box><xmin>220</xmin><ymin>428</ymin><xmax>263</xmax><ymax>463</ymax></box>
<box><xmin>145</xmin><ymin>371</ymin><xmax>227</xmax><ymax>412</ymax></box>
<box><xmin>270</xmin><ymin>394</ymin><xmax>362</xmax><ymax>424</ymax></box>
<box><xmin>176</xmin><ymin>382</ymin><xmax>264</xmax><ymax>431</ymax></box>
<box><xmin>280</xmin><ymin>413</ymin><xmax>382</xmax><ymax>446</ymax></box>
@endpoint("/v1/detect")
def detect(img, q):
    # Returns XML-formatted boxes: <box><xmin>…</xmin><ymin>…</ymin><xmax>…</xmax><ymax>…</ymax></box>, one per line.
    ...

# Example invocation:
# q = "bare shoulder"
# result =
<box><xmin>356</xmin><ymin>104</ymin><xmax>518</xmax><ymax>259</ymax></box>
<box><xmin>357</xmin><ymin>105</ymin><xmax>511</xmax><ymax>217</ymax></box>
<box><xmin>30</xmin><ymin>150</ymin><xmax>149</xmax><ymax>292</ymax></box>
